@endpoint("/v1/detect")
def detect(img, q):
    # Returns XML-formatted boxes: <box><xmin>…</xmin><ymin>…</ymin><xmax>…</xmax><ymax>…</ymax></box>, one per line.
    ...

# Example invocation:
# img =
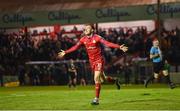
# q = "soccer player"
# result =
<box><xmin>67</xmin><ymin>59</ymin><xmax>77</xmax><ymax>88</ymax></box>
<box><xmin>144</xmin><ymin>38</ymin><xmax>175</xmax><ymax>89</ymax></box>
<box><xmin>58</xmin><ymin>24</ymin><xmax>128</xmax><ymax>105</ymax></box>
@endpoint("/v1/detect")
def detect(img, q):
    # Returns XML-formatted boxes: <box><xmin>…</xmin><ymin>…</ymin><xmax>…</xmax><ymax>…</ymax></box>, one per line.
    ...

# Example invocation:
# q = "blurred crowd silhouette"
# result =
<box><xmin>0</xmin><ymin>26</ymin><xmax>180</xmax><ymax>86</ymax></box>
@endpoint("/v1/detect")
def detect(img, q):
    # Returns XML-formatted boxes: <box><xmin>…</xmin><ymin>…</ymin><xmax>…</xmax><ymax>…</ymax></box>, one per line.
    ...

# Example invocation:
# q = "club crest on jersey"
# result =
<box><xmin>84</xmin><ymin>42</ymin><xmax>87</xmax><ymax>44</ymax></box>
<box><xmin>93</xmin><ymin>40</ymin><xmax>96</xmax><ymax>43</ymax></box>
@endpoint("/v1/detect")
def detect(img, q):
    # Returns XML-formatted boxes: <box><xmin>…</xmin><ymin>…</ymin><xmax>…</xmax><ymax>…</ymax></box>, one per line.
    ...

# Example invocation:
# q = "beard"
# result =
<box><xmin>84</xmin><ymin>31</ymin><xmax>93</xmax><ymax>36</ymax></box>
<box><xmin>86</xmin><ymin>33</ymin><xmax>92</xmax><ymax>36</ymax></box>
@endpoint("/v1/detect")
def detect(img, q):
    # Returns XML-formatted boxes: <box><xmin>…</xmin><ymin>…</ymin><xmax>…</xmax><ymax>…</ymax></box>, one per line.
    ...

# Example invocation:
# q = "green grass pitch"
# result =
<box><xmin>0</xmin><ymin>84</ymin><xmax>180</xmax><ymax>110</ymax></box>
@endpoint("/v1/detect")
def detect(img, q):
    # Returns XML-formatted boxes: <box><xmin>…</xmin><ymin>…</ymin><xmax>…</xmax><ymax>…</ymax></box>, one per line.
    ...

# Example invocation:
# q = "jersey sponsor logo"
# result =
<box><xmin>87</xmin><ymin>46</ymin><xmax>96</xmax><ymax>49</ymax></box>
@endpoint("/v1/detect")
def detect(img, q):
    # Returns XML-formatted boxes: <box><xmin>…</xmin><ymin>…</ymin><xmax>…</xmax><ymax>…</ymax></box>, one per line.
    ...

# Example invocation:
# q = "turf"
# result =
<box><xmin>0</xmin><ymin>84</ymin><xmax>179</xmax><ymax>110</ymax></box>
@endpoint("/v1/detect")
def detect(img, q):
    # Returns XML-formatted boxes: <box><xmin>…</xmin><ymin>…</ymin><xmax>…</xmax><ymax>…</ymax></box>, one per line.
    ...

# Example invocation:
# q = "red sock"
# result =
<box><xmin>95</xmin><ymin>83</ymin><xmax>101</xmax><ymax>98</ymax></box>
<box><xmin>106</xmin><ymin>76</ymin><xmax>115</xmax><ymax>83</ymax></box>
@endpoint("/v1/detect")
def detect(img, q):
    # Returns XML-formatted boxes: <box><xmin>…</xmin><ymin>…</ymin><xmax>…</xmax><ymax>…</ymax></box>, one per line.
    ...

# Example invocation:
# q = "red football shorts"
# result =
<box><xmin>90</xmin><ymin>59</ymin><xmax>104</xmax><ymax>72</ymax></box>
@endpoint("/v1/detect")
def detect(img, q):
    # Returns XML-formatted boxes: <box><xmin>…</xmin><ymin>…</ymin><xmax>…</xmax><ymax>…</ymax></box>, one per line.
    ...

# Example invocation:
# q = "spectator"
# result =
<box><xmin>0</xmin><ymin>65</ymin><xmax>4</xmax><ymax>87</ymax></box>
<box><xmin>18</xmin><ymin>65</ymin><xmax>26</xmax><ymax>85</ymax></box>
<box><xmin>123</xmin><ymin>63</ymin><xmax>132</xmax><ymax>85</ymax></box>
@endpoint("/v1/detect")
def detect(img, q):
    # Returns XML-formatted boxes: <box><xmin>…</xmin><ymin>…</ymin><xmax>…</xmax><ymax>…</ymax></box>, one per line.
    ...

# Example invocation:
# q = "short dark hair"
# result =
<box><xmin>85</xmin><ymin>24</ymin><xmax>95</xmax><ymax>30</ymax></box>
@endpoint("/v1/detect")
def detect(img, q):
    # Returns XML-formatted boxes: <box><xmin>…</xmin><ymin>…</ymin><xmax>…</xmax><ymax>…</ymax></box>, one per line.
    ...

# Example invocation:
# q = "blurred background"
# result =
<box><xmin>0</xmin><ymin>0</ymin><xmax>180</xmax><ymax>87</ymax></box>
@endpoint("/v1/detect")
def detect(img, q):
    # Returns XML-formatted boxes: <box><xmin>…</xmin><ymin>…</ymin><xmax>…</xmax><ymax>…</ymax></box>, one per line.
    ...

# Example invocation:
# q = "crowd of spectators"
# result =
<box><xmin>0</xmin><ymin>25</ymin><xmax>179</xmax><ymax>86</ymax></box>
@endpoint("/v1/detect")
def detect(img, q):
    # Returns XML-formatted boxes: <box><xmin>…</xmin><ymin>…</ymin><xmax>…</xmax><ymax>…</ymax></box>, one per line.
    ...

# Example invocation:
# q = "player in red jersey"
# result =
<box><xmin>58</xmin><ymin>24</ymin><xmax>128</xmax><ymax>105</ymax></box>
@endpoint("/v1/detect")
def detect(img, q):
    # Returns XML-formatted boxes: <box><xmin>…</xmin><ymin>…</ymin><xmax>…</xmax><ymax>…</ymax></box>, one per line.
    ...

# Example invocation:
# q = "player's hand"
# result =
<box><xmin>154</xmin><ymin>53</ymin><xmax>160</xmax><ymax>58</ymax></box>
<box><xmin>120</xmin><ymin>44</ymin><xmax>128</xmax><ymax>52</ymax></box>
<box><xmin>58</xmin><ymin>50</ymin><xmax>66</xmax><ymax>58</ymax></box>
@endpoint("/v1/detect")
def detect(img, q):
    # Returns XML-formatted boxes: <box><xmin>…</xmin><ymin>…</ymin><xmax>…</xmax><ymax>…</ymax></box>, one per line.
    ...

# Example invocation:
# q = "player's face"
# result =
<box><xmin>153</xmin><ymin>40</ymin><xmax>159</xmax><ymax>47</ymax></box>
<box><xmin>84</xmin><ymin>25</ymin><xmax>93</xmax><ymax>36</ymax></box>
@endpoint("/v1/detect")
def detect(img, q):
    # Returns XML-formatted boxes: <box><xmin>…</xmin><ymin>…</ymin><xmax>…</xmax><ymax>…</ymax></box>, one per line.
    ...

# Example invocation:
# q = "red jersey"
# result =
<box><xmin>65</xmin><ymin>34</ymin><xmax>120</xmax><ymax>63</ymax></box>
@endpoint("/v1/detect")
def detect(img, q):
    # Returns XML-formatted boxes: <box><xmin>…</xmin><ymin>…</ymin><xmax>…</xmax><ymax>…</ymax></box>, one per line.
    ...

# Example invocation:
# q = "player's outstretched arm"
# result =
<box><xmin>99</xmin><ymin>35</ymin><xmax>128</xmax><ymax>52</ymax></box>
<box><xmin>120</xmin><ymin>44</ymin><xmax>128</xmax><ymax>52</ymax></box>
<box><xmin>57</xmin><ymin>41</ymin><xmax>83</xmax><ymax>59</ymax></box>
